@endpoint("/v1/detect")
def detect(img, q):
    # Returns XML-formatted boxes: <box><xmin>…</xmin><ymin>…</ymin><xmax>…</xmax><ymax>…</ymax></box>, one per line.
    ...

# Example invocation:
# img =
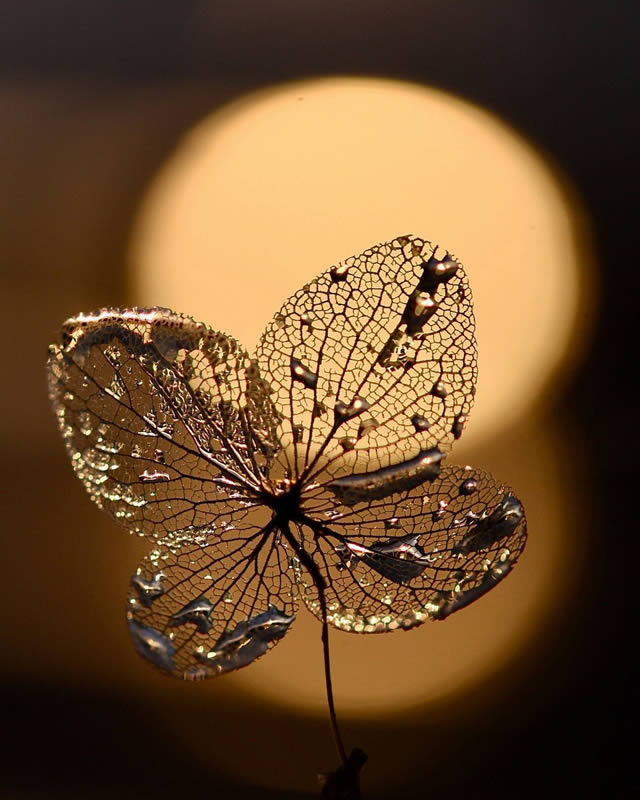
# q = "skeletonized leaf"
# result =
<box><xmin>126</xmin><ymin>505</ymin><xmax>297</xmax><ymax>678</ymax></box>
<box><xmin>256</xmin><ymin>235</ymin><xmax>476</xmax><ymax>484</ymax></box>
<box><xmin>47</xmin><ymin>236</ymin><xmax>527</xmax><ymax>690</ymax></box>
<box><xmin>296</xmin><ymin>464</ymin><xmax>527</xmax><ymax>632</ymax></box>
<box><xmin>47</xmin><ymin>308</ymin><xmax>280</xmax><ymax>541</ymax></box>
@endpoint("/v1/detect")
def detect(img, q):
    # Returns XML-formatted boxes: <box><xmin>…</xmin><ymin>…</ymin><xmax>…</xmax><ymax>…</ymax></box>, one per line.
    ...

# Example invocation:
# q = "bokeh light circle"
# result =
<box><xmin>128</xmin><ymin>76</ymin><xmax>590</xmax><ymax>718</ymax></box>
<box><xmin>130</xmin><ymin>76</ymin><xmax>589</xmax><ymax>451</ymax></box>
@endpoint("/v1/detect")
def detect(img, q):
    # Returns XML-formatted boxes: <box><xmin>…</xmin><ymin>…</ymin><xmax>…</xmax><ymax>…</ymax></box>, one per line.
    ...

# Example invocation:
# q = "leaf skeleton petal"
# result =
<box><xmin>47</xmin><ymin>307</ymin><xmax>282</xmax><ymax>541</ymax></box>
<box><xmin>46</xmin><ymin>236</ymin><xmax>526</xmax><ymax>685</ymax></box>
<box><xmin>295</xmin><ymin>464</ymin><xmax>527</xmax><ymax>633</ymax></box>
<box><xmin>255</xmin><ymin>235</ymin><xmax>477</xmax><ymax>484</ymax></box>
<box><xmin>126</xmin><ymin>510</ymin><xmax>298</xmax><ymax>679</ymax></box>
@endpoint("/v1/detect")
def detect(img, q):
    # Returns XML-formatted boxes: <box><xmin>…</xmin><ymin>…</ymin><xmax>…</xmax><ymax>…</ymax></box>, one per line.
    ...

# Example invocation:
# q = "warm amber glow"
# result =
<box><xmin>110</xmin><ymin>416</ymin><xmax>585</xmax><ymax>795</ymax></box>
<box><xmin>227</xmin><ymin>418</ymin><xmax>574</xmax><ymax>717</ymax></box>
<box><xmin>127</xmin><ymin>77</ymin><xmax>591</xmax><ymax>721</ymax></box>
<box><xmin>130</xmin><ymin>77</ymin><xmax>590</xmax><ymax>449</ymax></box>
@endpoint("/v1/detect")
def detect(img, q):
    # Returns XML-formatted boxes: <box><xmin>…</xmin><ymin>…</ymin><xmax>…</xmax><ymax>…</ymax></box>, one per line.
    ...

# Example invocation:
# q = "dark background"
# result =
<box><xmin>1</xmin><ymin>2</ymin><xmax>637</xmax><ymax>798</ymax></box>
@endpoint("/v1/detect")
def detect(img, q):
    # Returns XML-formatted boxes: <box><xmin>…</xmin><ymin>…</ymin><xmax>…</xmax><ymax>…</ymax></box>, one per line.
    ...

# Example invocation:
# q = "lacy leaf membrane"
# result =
<box><xmin>47</xmin><ymin>235</ymin><xmax>526</xmax><ymax>680</ymax></box>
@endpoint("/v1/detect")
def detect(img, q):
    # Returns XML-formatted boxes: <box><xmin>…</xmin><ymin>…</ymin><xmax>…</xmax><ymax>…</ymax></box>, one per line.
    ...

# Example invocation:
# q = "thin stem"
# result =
<box><xmin>281</xmin><ymin>522</ymin><xmax>348</xmax><ymax>765</ymax></box>
<box><xmin>318</xmin><ymin>585</ymin><xmax>348</xmax><ymax>765</ymax></box>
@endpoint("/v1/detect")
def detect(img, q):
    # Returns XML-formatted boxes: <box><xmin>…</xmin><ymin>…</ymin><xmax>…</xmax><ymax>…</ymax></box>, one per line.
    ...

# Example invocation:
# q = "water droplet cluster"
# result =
<box><xmin>47</xmin><ymin>236</ymin><xmax>526</xmax><ymax>678</ymax></box>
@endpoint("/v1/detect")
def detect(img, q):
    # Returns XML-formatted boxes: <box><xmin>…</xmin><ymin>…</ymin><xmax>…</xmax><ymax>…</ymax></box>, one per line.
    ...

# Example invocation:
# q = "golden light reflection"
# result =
<box><xmin>158</xmin><ymin>416</ymin><xmax>588</xmax><ymax>794</ymax></box>
<box><xmin>130</xmin><ymin>76</ymin><xmax>592</xmax><ymax>451</ymax></box>
<box><xmin>126</xmin><ymin>76</ymin><xmax>592</xmax><ymax>742</ymax></box>
<box><xmin>224</xmin><ymin>417</ymin><xmax>578</xmax><ymax>717</ymax></box>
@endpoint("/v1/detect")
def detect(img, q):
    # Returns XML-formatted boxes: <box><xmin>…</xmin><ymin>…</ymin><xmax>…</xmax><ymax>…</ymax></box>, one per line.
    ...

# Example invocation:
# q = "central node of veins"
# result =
<box><xmin>264</xmin><ymin>480</ymin><xmax>305</xmax><ymax>524</ymax></box>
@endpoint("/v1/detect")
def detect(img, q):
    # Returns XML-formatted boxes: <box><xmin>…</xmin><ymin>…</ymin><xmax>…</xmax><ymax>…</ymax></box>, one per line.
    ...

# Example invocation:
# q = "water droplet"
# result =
<box><xmin>384</xmin><ymin>517</ymin><xmax>401</xmax><ymax>530</ymax></box>
<box><xmin>127</xmin><ymin>618</ymin><xmax>175</xmax><ymax>672</ymax></box>
<box><xmin>142</xmin><ymin>408</ymin><xmax>157</xmax><ymax>427</ymax></box>
<box><xmin>411</xmin><ymin>413</ymin><xmax>430</xmax><ymax>432</ymax></box>
<box><xmin>292</xmin><ymin>423</ymin><xmax>304</xmax><ymax>443</ymax></box>
<box><xmin>63</xmin><ymin>391</ymin><xmax>74</xmax><ymax>403</ymax></box>
<box><xmin>402</xmin><ymin>290</ymin><xmax>438</xmax><ymax>335</ymax></box>
<box><xmin>300</xmin><ymin>312</ymin><xmax>313</xmax><ymax>329</ymax></box>
<box><xmin>197</xmin><ymin>607</ymin><xmax>295</xmax><ymax>674</ymax></box>
<box><xmin>104</xmin><ymin>344</ymin><xmax>121</xmax><ymax>368</ymax></box>
<box><xmin>417</xmin><ymin>251</ymin><xmax>459</xmax><ymax>294</ymax></box>
<box><xmin>339</xmin><ymin>436</ymin><xmax>357</xmax><ymax>451</ymax></box>
<box><xmin>82</xmin><ymin>447</ymin><xmax>110</xmax><ymax>472</ymax></box>
<box><xmin>154</xmin><ymin>448</ymin><xmax>166</xmax><ymax>464</ymax></box>
<box><xmin>459</xmin><ymin>477</ymin><xmax>478</xmax><ymax>495</ymax></box>
<box><xmin>330</xmin><ymin>264</ymin><xmax>350</xmax><ymax>282</ymax></box>
<box><xmin>95</xmin><ymin>439</ymin><xmax>123</xmax><ymax>455</ymax></box>
<box><xmin>106</xmin><ymin>373</ymin><xmax>126</xmax><ymax>399</ymax></box>
<box><xmin>334</xmin><ymin>396</ymin><xmax>369</xmax><ymax>425</ymax></box>
<box><xmin>131</xmin><ymin>572</ymin><xmax>165</xmax><ymax>606</ymax></box>
<box><xmin>357</xmin><ymin>417</ymin><xmax>378</xmax><ymax>438</ymax></box>
<box><xmin>327</xmin><ymin>448</ymin><xmax>444</xmax><ymax>505</ymax></box>
<box><xmin>78</xmin><ymin>412</ymin><xmax>92</xmax><ymax>436</ymax></box>
<box><xmin>170</xmin><ymin>596</ymin><xmax>214</xmax><ymax>634</ymax></box>
<box><xmin>274</xmin><ymin>312</ymin><xmax>286</xmax><ymax>329</ymax></box>
<box><xmin>157</xmin><ymin>421</ymin><xmax>174</xmax><ymax>438</ymax></box>
<box><xmin>452</xmin><ymin>413</ymin><xmax>466</xmax><ymax>439</ymax></box>
<box><xmin>223</xmin><ymin>591</ymin><xmax>234</xmax><ymax>603</ymax></box>
<box><xmin>139</xmin><ymin>470</ymin><xmax>170</xmax><ymax>483</ymax></box>
<box><xmin>431</xmin><ymin>381</ymin><xmax>447</xmax><ymax>399</ymax></box>
<box><xmin>360</xmin><ymin>534</ymin><xmax>432</xmax><ymax>583</ymax></box>
<box><xmin>290</xmin><ymin>357</ymin><xmax>318</xmax><ymax>390</ymax></box>
<box><xmin>376</xmin><ymin>328</ymin><xmax>407</xmax><ymax>369</ymax></box>
<box><xmin>121</xmin><ymin>487</ymin><xmax>146</xmax><ymax>507</ymax></box>
<box><xmin>429</xmin><ymin>559</ymin><xmax>513</xmax><ymax>620</ymax></box>
<box><xmin>453</xmin><ymin>493</ymin><xmax>524</xmax><ymax>554</ymax></box>
<box><xmin>432</xmin><ymin>499</ymin><xmax>448</xmax><ymax>522</ymax></box>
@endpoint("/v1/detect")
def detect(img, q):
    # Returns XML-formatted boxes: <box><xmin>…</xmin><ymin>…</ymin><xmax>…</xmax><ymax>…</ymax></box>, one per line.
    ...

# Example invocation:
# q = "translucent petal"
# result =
<box><xmin>126</xmin><ymin>505</ymin><xmax>297</xmax><ymax>679</ymax></box>
<box><xmin>255</xmin><ymin>235</ymin><xmax>476</xmax><ymax>483</ymax></box>
<box><xmin>46</xmin><ymin>237</ymin><xmax>526</xmax><ymax>685</ymax></box>
<box><xmin>295</xmin><ymin>464</ymin><xmax>527</xmax><ymax>633</ymax></box>
<box><xmin>47</xmin><ymin>308</ymin><xmax>281</xmax><ymax>540</ymax></box>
